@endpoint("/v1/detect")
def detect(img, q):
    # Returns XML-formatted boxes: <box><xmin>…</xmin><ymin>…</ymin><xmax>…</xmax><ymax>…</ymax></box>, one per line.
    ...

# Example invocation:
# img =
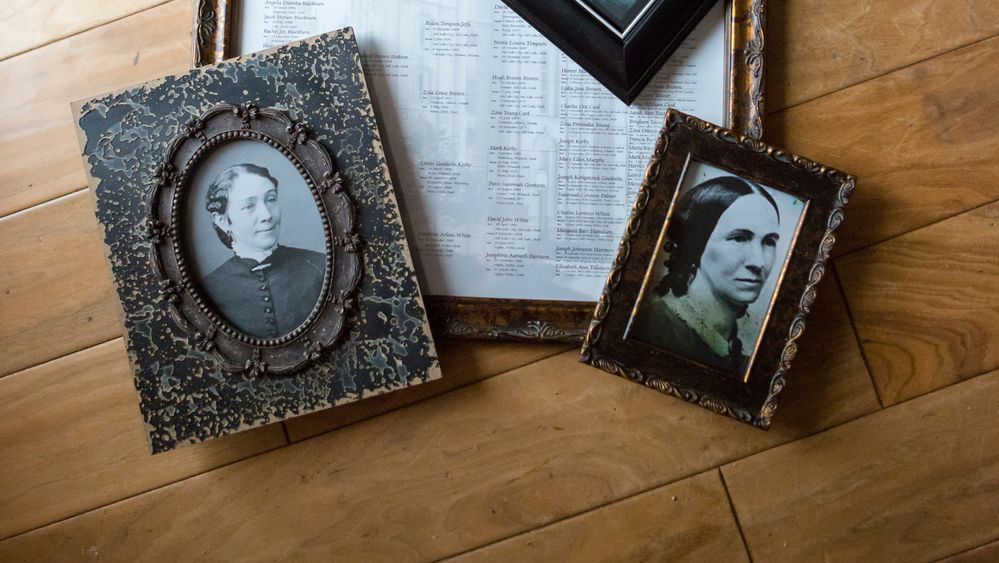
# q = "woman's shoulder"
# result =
<box><xmin>203</xmin><ymin>255</ymin><xmax>246</xmax><ymax>285</ymax></box>
<box><xmin>632</xmin><ymin>296</ymin><xmax>746</xmax><ymax>375</ymax></box>
<box><xmin>631</xmin><ymin>297</ymin><xmax>700</xmax><ymax>348</ymax></box>
<box><xmin>273</xmin><ymin>246</ymin><xmax>326</xmax><ymax>273</ymax></box>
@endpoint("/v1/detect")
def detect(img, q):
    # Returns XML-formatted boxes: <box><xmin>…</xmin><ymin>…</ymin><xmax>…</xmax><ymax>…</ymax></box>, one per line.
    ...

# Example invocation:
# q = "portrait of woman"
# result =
<box><xmin>198</xmin><ymin>162</ymin><xmax>326</xmax><ymax>340</ymax></box>
<box><xmin>629</xmin><ymin>172</ymin><xmax>801</xmax><ymax>378</ymax></box>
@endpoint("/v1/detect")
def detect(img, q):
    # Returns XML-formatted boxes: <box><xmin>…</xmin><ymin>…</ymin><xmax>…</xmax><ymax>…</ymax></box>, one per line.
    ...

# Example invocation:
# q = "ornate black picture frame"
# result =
<box><xmin>580</xmin><ymin>109</ymin><xmax>856</xmax><ymax>428</ymax></box>
<box><xmin>148</xmin><ymin>102</ymin><xmax>362</xmax><ymax>376</ymax></box>
<box><xmin>75</xmin><ymin>30</ymin><xmax>440</xmax><ymax>453</ymax></box>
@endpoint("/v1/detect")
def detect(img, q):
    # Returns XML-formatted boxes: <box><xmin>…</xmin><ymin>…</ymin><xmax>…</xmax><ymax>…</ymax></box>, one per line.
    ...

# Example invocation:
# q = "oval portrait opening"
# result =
<box><xmin>183</xmin><ymin>139</ymin><xmax>329</xmax><ymax>341</ymax></box>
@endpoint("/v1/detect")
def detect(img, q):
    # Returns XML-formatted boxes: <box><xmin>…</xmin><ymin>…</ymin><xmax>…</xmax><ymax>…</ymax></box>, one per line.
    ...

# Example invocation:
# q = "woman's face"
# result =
<box><xmin>214</xmin><ymin>173</ymin><xmax>281</xmax><ymax>252</ymax></box>
<box><xmin>697</xmin><ymin>193</ymin><xmax>779</xmax><ymax>306</ymax></box>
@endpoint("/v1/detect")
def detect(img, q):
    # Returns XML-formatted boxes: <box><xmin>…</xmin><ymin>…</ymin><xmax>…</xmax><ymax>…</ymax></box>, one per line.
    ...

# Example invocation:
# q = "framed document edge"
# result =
<box><xmin>192</xmin><ymin>0</ymin><xmax>766</xmax><ymax>343</ymax></box>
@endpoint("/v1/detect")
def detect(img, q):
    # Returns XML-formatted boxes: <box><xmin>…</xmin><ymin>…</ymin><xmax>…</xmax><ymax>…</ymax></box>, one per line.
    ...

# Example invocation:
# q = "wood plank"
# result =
<box><xmin>449</xmin><ymin>470</ymin><xmax>749</xmax><ymax>563</ymax></box>
<box><xmin>769</xmin><ymin>34</ymin><xmax>999</xmax><ymax>254</ymax></box>
<box><xmin>0</xmin><ymin>0</ymin><xmax>191</xmax><ymax>217</ymax></box>
<box><xmin>836</xmin><ymin>202</ymin><xmax>999</xmax><ymax>405</ymax></box>
<box><xmin>0</xmin><ymin>339</ymin><xmax>287</xmax><ymax>541</ymax></box>
<box><xmin>770</xmin><ymin>0</ymin><xmax>999</xmax><ymax>110</ymax></box>
<box><xmin>0</xmin><ymin>0</ymin><xmax>168</xmax><ymax>61</ymax></box>
<box><xmin>938</xmin><ymin>539</ymin><xmax>999</xmax><ymax>563</ymax></box>
<box><xmin>0</xmin><ymin>190</ymin><xmax>120</xmax><ymax>378</ymax></box>
<box><xmin>722</xmin><ymin>370</ymin><xmax>999</xmax><ymax>563</ymax></box>
<box><xmin>285</xmin><ymin>339</ymin><xmax>574</xmax><ymax>441</ymax></box>
<box><xmin>0</xmin><ymin>287</ymin><xmax>877</xmax><ymax>560</ymax></box>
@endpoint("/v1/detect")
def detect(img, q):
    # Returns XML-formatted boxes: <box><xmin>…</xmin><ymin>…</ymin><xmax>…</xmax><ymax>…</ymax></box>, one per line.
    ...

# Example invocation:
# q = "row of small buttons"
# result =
<box><xmin>256</xmin><ymin>270</ymin><xmax>279</xmax><ymax>337</ymax></box>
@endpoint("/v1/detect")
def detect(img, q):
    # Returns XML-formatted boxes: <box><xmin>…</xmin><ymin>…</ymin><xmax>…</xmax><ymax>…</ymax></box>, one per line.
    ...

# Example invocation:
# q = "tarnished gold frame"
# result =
<box><xmin>580</xmin><ymin>109</ymin><xmax>855</xmax><ymax>429</ymax></box>
<box><xmin>192</xmin><ymin>0</ymin><xmax>767</xmax><ymax>342</ymax></box>
<box><xmin>626</xmin><ymin>153</ymin><xmax>810</xmax><ymax>385</ymax></box>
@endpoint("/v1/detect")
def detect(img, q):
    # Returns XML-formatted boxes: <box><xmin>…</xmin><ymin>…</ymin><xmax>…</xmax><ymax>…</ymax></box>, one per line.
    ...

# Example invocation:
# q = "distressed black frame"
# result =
<box><xmin>580</xmin><ymin>109</ymin><xmax>856</xmax><ymax>428</ymax></box>
<box><xmin>148</xmin><ymin>102</ymin><xmax>362</xmax><ymax>376</ymax></box>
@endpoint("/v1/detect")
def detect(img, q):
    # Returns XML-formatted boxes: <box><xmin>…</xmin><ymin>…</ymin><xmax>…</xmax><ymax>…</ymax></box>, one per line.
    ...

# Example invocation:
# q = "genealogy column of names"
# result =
<box><xmin>239</xmin><ymin>0</ymin><xmax>726</xmax><ymax>301</ymax></box>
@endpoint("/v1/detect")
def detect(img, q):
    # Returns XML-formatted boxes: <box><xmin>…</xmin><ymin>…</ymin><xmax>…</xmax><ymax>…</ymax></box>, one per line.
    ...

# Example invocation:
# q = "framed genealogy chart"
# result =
<box><xmin>193</xmin><ymin>0</ymin><xmax>766</xmax><ymax>342</ymax></box>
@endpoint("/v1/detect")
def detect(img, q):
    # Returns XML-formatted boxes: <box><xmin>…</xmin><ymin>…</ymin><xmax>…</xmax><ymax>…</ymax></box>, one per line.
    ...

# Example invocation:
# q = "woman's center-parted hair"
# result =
<box><xmin>205</xmin><ymin>163</ymin><xmax>279</xmax><ymax>248</ymax></box>
<box><xmin>654</xmin><ymin>175</ymin><xmax>780</xmax><ymax>297</ymax></box>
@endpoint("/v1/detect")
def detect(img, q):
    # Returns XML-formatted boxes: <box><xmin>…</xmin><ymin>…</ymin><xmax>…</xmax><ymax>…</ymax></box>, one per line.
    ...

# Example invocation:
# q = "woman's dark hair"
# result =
<box><xmin>205</xmin><ymin>163</ymin><xmax>279</xmax><ymax>248</ymax></box>
<box><xmin>654</xmin><ymin>175</ymin><xmax>780</xmax><ymax>297</ymax></box>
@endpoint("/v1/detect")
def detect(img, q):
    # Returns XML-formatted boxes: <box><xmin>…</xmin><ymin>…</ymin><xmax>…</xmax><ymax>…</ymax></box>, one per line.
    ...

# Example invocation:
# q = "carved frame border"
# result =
<box><xmin>191</xmin><ymin>0</ymin><xmax>766</xmax><ymax>343</ymax></box>
<box><xmin>579</xmin><ymin>109</ymin><xmax>855</xmax><ymax>428</ymax></box>
<box><xmin>146</xmin><ymin>102</ymin><xmax>363</xmax><ymax>376</ymax></box>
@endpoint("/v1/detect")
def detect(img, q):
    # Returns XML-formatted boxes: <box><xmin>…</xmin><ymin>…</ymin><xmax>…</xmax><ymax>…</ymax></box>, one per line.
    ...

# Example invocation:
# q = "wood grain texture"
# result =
<box><xmin>768</xmin><ymin>273</ymin><xmax>880</xmax><ymax>431</ymax></box>
<box><xmin>1</xmin><ymin>0</ymin><xmax>995</xmax><ymax>558</ymax></box>
<box><xmin>836</xmin><ymin>202</ymin><xmax>999</xmax><ymax>405</ymax></box>
<box><xmin>769</xmin><ymin>35</ymin><xmax>999</xmax><ymax>255</ymax></box>
<box><xmin>285</xmin><ymin>339</ymin><xmax>573</xmax><ymax>441</ymax></box>
<box><xmin>0</xmin><ymin>0</ymin><xmax>169</xmax><ymax>61</ymax></box>
<box><xmin>939</xmin><ymin>540</ymin><xmax>999</xmax><ymax>563</ymax></box>
<box><xmin>0</xmin><ymin>306</ymin><xmax>877</xmax><ymax>561</ymax></box>
<box><xmin>769</xmin><ymin>0</ymin><xmax>999</xmax><ymax>110</ymax></box>
<box><xmin>0</xmin><ymin>190</ymin><xmax>119</xmax><ymax>377</ymax></box>
<box><xmin>0</xmin><ymin>339</ymin><xmax>287</xmax><ymax>541</ymax></box>
<box><xmin>449</xmin><ymin>470</ymin><xmax>749</xmax><ymax>563</ymax></box>
<box><xmin>723</xmin><ymin>370</ymin><xmax>999</xmax><ymax>563</ymax></box>
<box><xmin>0</xmin><ymin>0</ymin><xmax>191</xmax><ymax>218</ymax></box>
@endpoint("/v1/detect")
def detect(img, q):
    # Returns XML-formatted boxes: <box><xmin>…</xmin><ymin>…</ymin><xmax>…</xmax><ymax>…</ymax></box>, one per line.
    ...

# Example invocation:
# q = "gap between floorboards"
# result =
<box><xmin>0</xmin><ymin>0</ymin><xmax>175</xmax><ymax>63</ymax></box>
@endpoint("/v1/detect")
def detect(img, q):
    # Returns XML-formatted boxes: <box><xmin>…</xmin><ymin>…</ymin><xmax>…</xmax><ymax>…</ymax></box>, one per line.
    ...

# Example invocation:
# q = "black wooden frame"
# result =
<box><xmin>147</xmin><ymin>102</ymin><xmax>363</xmax><ymax>376</ymax></box>
<box><xmin>501</xmin><ymin>0</ymin><xmax>716</xmax><ymax>105</ymax></box>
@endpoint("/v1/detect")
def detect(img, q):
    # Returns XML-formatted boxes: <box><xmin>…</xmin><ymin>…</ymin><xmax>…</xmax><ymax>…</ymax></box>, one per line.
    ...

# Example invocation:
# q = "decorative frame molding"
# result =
<box><xmin>193</xmin><ymin>0</ymin><xmax>237</xmax><ymax>67</ymax></box>
<box><xmin>191</xmin><ymin>0</ymin><xmax>766</xmax><ymax>343</ymax></box>
<box><xmin>147</xmin><ymin>102</ymin><xmax>362</xmax><ymax>376</ymax></box>
<box><xmin>580</xmin><ymin>109</ymin><xmax>855</xmax><ymax>428</ymax></box>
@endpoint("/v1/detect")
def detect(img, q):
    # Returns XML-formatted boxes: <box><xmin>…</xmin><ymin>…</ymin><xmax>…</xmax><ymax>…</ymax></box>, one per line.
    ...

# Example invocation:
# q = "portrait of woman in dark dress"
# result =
<box><xmin>201</xmin><ymin>163</ymin><xmax>326</xmax><ymax>340</ymax></box>
<box><xmin>629</xmin><ymin>175</ymin><xmax>782</xmax><ymax>377</ymax></box>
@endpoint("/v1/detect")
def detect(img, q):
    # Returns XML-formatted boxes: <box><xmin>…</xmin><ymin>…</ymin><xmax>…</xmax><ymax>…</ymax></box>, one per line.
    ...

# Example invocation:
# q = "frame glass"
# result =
<box><xmin>192</xmin><ymin>0</ymin><xmax>766</xmax><ymax>343</ymax></box>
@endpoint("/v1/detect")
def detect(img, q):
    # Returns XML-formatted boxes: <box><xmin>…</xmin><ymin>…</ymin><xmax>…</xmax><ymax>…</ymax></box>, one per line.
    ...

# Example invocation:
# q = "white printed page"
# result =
<box><xmin>240</xmin><ymin>0</ymin><xmax>726</xmax><ymax>300</ymax></box>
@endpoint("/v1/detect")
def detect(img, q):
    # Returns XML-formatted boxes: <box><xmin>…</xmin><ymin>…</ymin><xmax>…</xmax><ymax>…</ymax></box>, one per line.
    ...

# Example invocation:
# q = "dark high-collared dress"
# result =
<box><xmin>201</xmin><ymin>245</ymin><xmax>326</xmax><ymax>339</ymax></box>
<box><xmin>630</xmin><ymin>300</ymin><xmax>749</xmax><ymax>377</ymax></box>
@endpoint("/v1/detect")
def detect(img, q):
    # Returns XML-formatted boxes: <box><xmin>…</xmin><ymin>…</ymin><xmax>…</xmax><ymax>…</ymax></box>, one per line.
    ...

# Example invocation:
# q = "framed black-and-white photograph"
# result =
<box><xmin>581</xmin><ymin>109</ymin><xmax>856</xmax><ymax>428</ymax></box>
<box><xmin>628</xmin><ymin>160</ymin><xmax>806</xmax><ymax>381</ymax></box>
<box><xmin>146</xmin><ymin>103</ymin><xmax>361</xmax><ymax>375</ymax></box>
<box><xmin>185</xmin><ymin>140</ymin><xmax>329</xmax><ymax>341</ymax></box>
<box><xmin>75</xmin><ymin>30</ymin><xmax>440</xmax><ymax>453</ymax></box>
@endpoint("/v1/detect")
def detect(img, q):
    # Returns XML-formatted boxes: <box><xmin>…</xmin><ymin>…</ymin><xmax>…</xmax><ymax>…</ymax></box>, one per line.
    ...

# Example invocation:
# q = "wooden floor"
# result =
<box><xmin>1</xmin><ymin>1</ymin><xmax>997</xmax><ymax>561</ymax></box>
